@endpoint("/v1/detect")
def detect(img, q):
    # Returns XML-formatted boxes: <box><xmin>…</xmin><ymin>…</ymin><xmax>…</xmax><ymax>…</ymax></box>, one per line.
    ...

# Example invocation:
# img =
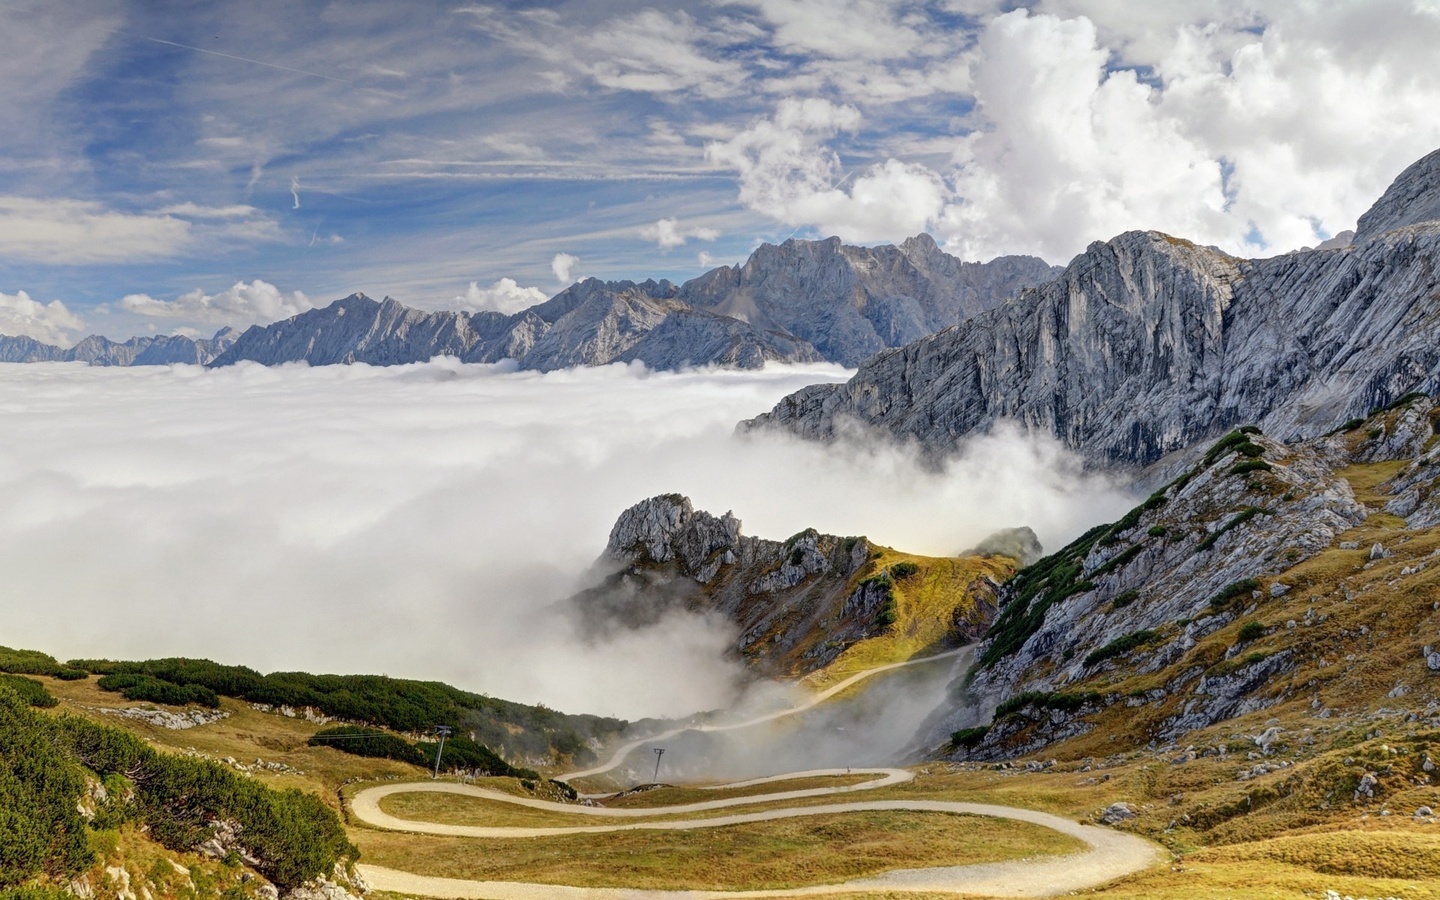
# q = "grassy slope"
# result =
<box><xmin>803</xmin><ymin>549</ymin><xmax>1015</xmax><ymax>688</ymax></box>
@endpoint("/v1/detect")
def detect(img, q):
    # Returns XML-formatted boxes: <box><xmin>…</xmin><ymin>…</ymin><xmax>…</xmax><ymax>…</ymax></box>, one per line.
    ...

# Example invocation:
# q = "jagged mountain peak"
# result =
<box><xmin>1355</xmin><ymin>146</ymin><xmax>1440</xmax><ymax>242</ymax></box>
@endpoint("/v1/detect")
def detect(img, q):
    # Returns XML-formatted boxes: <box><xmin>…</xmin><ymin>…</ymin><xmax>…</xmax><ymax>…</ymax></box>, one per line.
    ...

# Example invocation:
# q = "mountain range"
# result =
<box><xmin>0</xmin><ymin>236</ymin><xmax>1057</xmax><ymax>371</ymax></box>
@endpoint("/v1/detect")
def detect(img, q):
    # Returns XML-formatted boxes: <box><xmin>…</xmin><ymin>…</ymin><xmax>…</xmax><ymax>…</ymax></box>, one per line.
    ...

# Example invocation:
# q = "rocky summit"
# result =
<box><xmin>744</xmin><ymin>146</ymin><xmax>1440</xmax><ymax>469</ymax></box>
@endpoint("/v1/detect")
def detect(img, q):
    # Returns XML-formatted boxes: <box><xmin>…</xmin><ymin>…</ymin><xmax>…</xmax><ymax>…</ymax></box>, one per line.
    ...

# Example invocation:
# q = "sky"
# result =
<box><xmin>0</xmin><ymin>360</ymin><xmax>1131</xmax><ymax>719</ymax></box>
<box><xmin>4</xmin><ymin>0</ymin><xmax>1440</xmax><ymax>344</ymax></box>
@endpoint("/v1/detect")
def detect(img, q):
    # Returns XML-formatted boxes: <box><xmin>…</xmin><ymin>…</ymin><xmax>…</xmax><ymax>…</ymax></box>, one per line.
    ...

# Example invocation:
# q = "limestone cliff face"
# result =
<box><xmin>746</xmin><ymin>147</ymin><xmax>1440</xmax><ymax>467</ymax></box>
<box><xmin>678</xmin><ymin>234</ymin><xmax>1058</xmax><ymax>366</ymax></box>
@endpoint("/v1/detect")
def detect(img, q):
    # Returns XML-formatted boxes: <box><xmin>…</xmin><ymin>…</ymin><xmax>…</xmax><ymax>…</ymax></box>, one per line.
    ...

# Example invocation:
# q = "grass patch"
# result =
<box><xmin>350</xmin><ymin>810</ymin><xmax>1085</xmax><ymax>891</ymax></box>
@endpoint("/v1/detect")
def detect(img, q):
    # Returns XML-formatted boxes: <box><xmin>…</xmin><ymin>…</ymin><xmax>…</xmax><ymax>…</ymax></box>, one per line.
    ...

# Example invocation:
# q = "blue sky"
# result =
<box><xmin>4</xmin><ymin>0</ymin><xmax>1440</xmax><ymax>342</ymax></box>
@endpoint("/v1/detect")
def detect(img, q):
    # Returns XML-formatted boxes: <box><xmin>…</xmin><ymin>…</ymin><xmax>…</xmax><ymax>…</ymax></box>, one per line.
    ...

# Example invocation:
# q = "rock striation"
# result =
<box><xmin>746</xmin><ymin>146</ymin><xmax>1440</xmax><ymax>467</ymax></box>
<box><xmin>0</xmin><ymin>328</ymin><xmax>237</xmax><ymax>366</ymax></box>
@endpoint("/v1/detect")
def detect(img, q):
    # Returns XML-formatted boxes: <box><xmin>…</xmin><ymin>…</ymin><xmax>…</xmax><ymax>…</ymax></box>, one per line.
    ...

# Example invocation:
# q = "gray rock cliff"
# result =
<box><xmin>746</xmin><ymin>147</ymin><xmax>1440</xmax><ymax>468</ymax></box>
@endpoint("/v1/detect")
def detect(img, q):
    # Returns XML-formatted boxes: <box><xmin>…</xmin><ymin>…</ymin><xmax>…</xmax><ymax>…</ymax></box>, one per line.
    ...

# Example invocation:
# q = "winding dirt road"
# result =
<box><xmin>350</xmin><ymin>650</ymin><xmax>1164</xmax><ymax>898</ymax></box>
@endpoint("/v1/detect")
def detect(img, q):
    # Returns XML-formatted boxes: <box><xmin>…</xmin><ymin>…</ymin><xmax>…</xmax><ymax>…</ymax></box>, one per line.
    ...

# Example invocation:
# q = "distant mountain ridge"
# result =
<box><xmin>0</xmin><ymin>236</ymin><xmax>1056</xmax><ymax>371</ymax></box>
<box><xmin>207</xmin><ymin>237</ymin><xmax>1055</xmax><ymax>371</ymax></box>
<box><xmin>0</xmin><ymin>327</ymin><xmax>237</xmax><ymax>366</ymax></box>
<box><xmin>745</xmin><ymin>146</ymin><xmax>1440</xmax><ymax>469</ymax></box>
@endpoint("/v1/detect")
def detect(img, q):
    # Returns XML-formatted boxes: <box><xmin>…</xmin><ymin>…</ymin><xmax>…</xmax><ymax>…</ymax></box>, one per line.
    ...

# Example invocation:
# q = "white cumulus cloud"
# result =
<box><xmin>706</xmin><ymin>5</ymin><xmax>1440</xmax><ymax>261</ymax></box>
<box><xmin>120</xmin><ymin>280</ymin><xmax>315</xmax><ymax>328</ymax></box>
<box><xmin>0</xmin><ymin>290</ymin><xmax>86</xmax><ymax>345</ymax></box>
<box><xmin>551</xmin><ymin>252</ymin><xmax>580</xmax><ymax>285</ymax></box>
<box><xmin>452</xmin><ymin>278</ymin><xmax>549</xmax><ymax>314</ymax></box>
<box><xmin>639</xmin><ymin>217</ymin><xmax>721</xmax><ymax>250</ymax></box>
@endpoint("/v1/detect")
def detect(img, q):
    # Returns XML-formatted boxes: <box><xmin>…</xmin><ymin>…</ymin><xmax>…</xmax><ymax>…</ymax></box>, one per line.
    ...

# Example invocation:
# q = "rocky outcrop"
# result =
<box><xmin>577</xmin><ymin>494</ymin><xmax>1009</xmax><ymax>677</ymax></box>
<box><xmin>747</xmin><ymin>146</ymin><xmax>1440</xmax><ymax>468</ymax></box>
<box><xmin>0</xmin><ymin>328</ymin><xmax>237</xmax><ymax>366</ymax></box>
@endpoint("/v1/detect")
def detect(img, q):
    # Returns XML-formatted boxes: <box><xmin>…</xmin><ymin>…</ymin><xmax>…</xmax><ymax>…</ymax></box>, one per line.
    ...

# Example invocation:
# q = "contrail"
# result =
<box><xmin>142</xmin><ymin>36</ymin><xmax>353</xmax><ymax>84</ymax></box>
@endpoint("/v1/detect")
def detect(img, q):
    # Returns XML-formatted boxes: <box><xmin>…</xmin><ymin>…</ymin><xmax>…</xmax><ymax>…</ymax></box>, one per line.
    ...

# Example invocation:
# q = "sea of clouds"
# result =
<box><xmin>0</xmin><ymin>359</ymin><xmax>1133</xmax><ymax>720</ymax></box>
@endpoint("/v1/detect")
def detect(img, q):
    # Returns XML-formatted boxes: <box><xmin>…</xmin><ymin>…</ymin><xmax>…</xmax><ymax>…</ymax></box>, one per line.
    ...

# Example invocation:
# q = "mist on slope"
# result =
<box><xmin>0</xmin><ymin>359</ymin><xmax>1133</xmax><ymax>720</ymax></box>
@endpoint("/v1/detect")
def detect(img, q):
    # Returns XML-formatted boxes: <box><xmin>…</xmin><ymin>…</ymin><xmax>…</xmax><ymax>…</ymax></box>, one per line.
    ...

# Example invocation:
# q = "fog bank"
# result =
<box><xmin>0</xmin><ymin>359</ymin><xmax>1133</xmax><ymax>719</ymax></box>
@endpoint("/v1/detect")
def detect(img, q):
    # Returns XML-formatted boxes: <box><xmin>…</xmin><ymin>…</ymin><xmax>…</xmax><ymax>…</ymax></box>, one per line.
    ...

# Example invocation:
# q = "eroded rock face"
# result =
<box><xmin>746</xmin><ymin>146</ymin><xmax>1440</xmax><ymax>468</ymax></box>
<box><xmin>580</xmin><ymin>495</ymin><xmax>884</xmax><ymax>675</ymax></box>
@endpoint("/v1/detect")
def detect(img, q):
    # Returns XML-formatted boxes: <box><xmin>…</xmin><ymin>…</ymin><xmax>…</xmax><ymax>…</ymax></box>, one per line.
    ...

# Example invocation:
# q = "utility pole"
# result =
<box><xmin>432</xmin><ymin>725</ymin><xmax>453</xmax><ymax>780</ymax></box>
<box><xmin>652</xmin><ymin>747</ymin><xmax>665</xmax><ymax>783</ymax></box>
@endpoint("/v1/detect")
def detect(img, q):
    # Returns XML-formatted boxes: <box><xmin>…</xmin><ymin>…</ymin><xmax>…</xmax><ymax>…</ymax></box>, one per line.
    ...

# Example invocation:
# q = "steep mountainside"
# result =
<box><xmin>199</xmin><ymin>236</ymin><xmax>1053</xmax><ymax>371</ymax></box>
<box><xmin>679</xmin><ymin>234</ymin><xmax>1058</xmax><ymax>366</ymax></box>
<box><xmin>0</xmin><ymin>327</ymin><xmax>236</xmax><ymax>365</ymax></box>
<box><xmin>571</xmin><ymin>494</ymin><xmax>1019</xmax><ymax>680</ymax></box>
<box><xmin>746</xmin><ymin>146</ymin><xmax>1440</xmax><ymax>467</ymax></box>
<box><xmin>926</xmin><ymin>393</ymin><xmax>1440</xmax><ymax>766</ymax></box>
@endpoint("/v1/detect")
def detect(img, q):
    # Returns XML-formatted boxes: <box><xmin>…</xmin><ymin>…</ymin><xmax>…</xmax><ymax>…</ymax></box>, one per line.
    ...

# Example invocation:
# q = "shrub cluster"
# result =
<box><xmin>0</xmin><ymin>646</ymin><xmax>87</xmax><ymax>681</ymax></box>
<box><xmin>994</xmin><ymin>690</ymin><xmax>1101</xmax><ymax>718</ymax></box>
<box><xmin>979</xmin><ymin>523</ymin><xmax>1108</xmax><ymax>668</ymax></box>
<box><xmin>0</xmin><ymin>676</ymin><xmax>57</xmax><ymax>709</ymax></box>
<box><xmin>1208</xmin><ymin>578</ymin><xmax>1261</xmax><ymax>609</ymax></box>
<box><xmin>0</xmin><ymin>681</ymin><xmax>356</xmax><ymax>891</ymax></box>
<box><xmin>1083</xmin><ymin>629</ymin><xmax>1159</xmax><ymax>668</ymax></box>
<box><xmin>71</xmin><ymin>656</ymin><xmax>622</xmax><ymax>765</ymax></box>
<box><xmin>307</xmin><ymin>726</ymin><xmax>426</xmax><ymax>766</ymax></box>
<box><xmin>949</xmin><ymin>726</ymin><xmax>990</xmax><ymax>749</ymax></box>
<box><xmin>95</xmin><ymin>674</ymin><xmax>219</xmax><ymax>708</ymax></box>
<box><xmin>1197</xmin><ymin>507</ymin><xmax>1273</xmax><ymax>551</ymax></box>
<box><xmin>889</xmin><ymin>561</ymin><xmax>920</xmax><ymax>580</ymax></box>
<box><xmin>1236</xmin><ymin>621</ymin><xmax>1267</xmax><ymax>644</ymax></box>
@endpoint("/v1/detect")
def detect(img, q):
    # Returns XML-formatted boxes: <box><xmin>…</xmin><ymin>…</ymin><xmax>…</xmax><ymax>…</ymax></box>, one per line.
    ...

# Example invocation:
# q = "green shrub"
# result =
<box><xmin>979</xmin><ymin>522</ymin><xmax>1109</xmax><ymax>668</ymax></box>
<box><xmin>95</xmin><ymin>673</ymin><xmax>219</xmax><ymax>708</ymax></box>
<box><xmin>1236</xmin><ymin>621</ymin><xmax>1266</xmax><ymax>644</ymax></box>
<box><xmin>1147</xmin><ymin>525</ymin><xmax>1168</xmax><ymax>537</ymax></box>
<box><xmin>1367</xmin><ymin>427</ymin><xmax>1383</xmax><ymax>440</ymax></box>
<box><xmin>950</xmin><ymin>726</ymin><xmax>990</xmax><ymax>749</ymax></box>
<box><xmin>0</xmin><ymin>646</ymin><xmax>86</xmax><ymax>680</ymax></box>
<box><xmin>0</xmin><ymin>688</ymin><xmax>93</xmax><ymax>885</ymax></box>
<box><xmin>1229</xmin><ymin>459</ymin><xmax>1273</xmax><ymax>476</ymax></box>
<box><xmin>1239</xmin><ymin>425</ymin><xmax>1263</xmax><ymax>435</ymax></box>
<box><xmin>994</xmin><ymin>691</ymin><xmax>1052</xmax><ymax>718</ymax></box>
<box><xmin>995</xmin><ymin>691</ymin><xmax>1100</xmax><ymax>717</ymax></box>
<box><xmin>1091</xmin><ymin>543</ymin><xmax>1143</xmax><ymax>578</ymax></box>
<box><xmin>1084</xmin><ymin>629</ymin><xmax>1159</xmax><ymax>668</ymax></box>
<box><xmin>1340</xmin><ymin>417</ymin><xmax>1365</xmax><ymax>432</ymax></box>
<box><xmin>889</xmin><ymin>561</ymin><xmax>920</xmax><ymax>580</ymax></box>
<box><xmin>1204</xmin><ymin>430</ymin><xmax>1255</xmax><ymax>466</ymax></box>
<box><xmin>415</xmin><ymin>733</ymin><xmax>540</xmax><ymax>780</ymax></box>
<box><xmin>308</xmin><ymin>726</ymin><xmax>426</xmax><ymax>766</ymax></box>
<box><xmin>1234</xmin><ymin>441</ymin><xmax>1265</xmax><ymax>457</ymax></box>
<box><xmin>0</xmin><ymin>675</ymin><xmax>57</xmax><ymax>709</ymax></box>
<box><xmin>1111</xmin><ymin>590</ymin><xmax>1140</xmax><ymax>610</ymax></box>
<box><xmin>1197</xmin><ymin>507</ymin><xmax>1273</xmax><ymax>551</ymax></box>
<box><xmin>59</xmin><ymin>715</ymin><xmax>355</xmax><ymax>889</ymax></box>
<box><xmin>875</xmin><ymin>597</ymin><xmax>898</xmax><ymax>628</ymax></box>
<box><xmin>1208</xmin><ymin>578</ymin><xmax>1261</xmax><ymax>608</ymax></box>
